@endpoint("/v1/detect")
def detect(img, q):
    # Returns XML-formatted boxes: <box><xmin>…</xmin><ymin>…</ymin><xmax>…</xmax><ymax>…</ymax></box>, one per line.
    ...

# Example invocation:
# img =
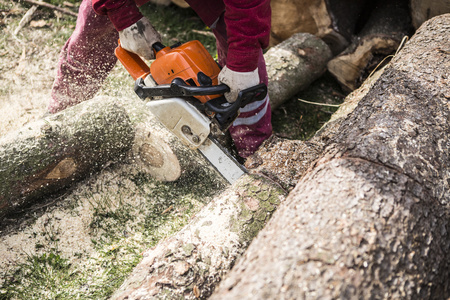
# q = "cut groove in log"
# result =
<box><xmin>210</xmin><ymin>14</ymin><xmax>450</xmax><ymax>299</ymax></box>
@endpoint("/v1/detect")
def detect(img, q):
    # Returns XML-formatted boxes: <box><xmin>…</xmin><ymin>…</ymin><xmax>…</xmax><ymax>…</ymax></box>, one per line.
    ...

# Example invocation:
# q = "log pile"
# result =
<box><xmin>2</xmin><ymin>2</ymin><xmax>449</xmax><ymax>298</ymax></box>
<box><xmin>108</xmin><ymin>14</ymin><xmax>450</xmax><ymax>299</ymax></box>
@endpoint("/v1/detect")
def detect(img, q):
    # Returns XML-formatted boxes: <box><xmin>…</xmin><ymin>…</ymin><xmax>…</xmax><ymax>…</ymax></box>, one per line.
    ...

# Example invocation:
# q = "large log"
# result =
<box><xmin>327</xmin><ymin>0</ymin><xmax>412</xmax><ymax>92</ymax></box>
<box><xmin>0</xmin><ymin>96</ymin><xmax>218</xmax><ymax>217</ymax></box>
<box><xmin>210</xmin><ymin>14</ymin><xmax>450</xmax><ymax>299</ymax></box>
<box><xmin>265</xmin><ymin>32</ymin><xmax>333</xmax><ymax>110</ymax></box>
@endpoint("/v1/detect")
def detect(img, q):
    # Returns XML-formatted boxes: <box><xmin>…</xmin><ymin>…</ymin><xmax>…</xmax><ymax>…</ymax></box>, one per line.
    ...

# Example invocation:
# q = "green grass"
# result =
<box><xmin>0</xmin><ymin>253</ymin><xmax>76</xmax><ymax>300</ymax></box>
<box><xmin>0</xmin><ymin>164</ymin><xmax>222</xmax><ymax>299</ymax></box>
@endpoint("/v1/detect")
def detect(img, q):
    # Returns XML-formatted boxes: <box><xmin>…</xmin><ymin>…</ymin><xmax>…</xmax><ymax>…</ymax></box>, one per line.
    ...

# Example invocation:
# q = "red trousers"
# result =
<box><xmin>49</xmin><ymin>0</ymin><xmax>271</xmax><ymax>157</ymax></box>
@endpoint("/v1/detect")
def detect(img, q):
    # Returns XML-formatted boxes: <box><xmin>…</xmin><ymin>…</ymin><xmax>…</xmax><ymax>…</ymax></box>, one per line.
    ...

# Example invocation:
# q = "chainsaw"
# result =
<box><xmin>115</xmin><ymin>40</ymin><xmax>267</xmax><ymax>184</ymax></box>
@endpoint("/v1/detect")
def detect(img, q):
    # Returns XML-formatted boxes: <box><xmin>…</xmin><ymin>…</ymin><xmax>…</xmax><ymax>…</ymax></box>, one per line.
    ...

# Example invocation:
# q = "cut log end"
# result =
<box><xmin>327</xmin><ymin>36</ymin><xmax>400</xmax><ymax>91</ymax></box>
<box><xmin>131</xmin><ymin>123</ymin><xmax>181</xmax><ymax>181</ymax></box>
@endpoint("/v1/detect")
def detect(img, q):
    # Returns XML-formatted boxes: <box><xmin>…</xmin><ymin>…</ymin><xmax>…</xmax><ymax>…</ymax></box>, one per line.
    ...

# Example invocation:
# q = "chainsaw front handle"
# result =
<box><xmin>135</xmin><ymin>77</ymin><xmax>267</xmax><ymax>129</ymax></box>
<box><xmin>134</xmin><ymin>77</ymin><xmax>230</xmax><ymax>99</ymax></box>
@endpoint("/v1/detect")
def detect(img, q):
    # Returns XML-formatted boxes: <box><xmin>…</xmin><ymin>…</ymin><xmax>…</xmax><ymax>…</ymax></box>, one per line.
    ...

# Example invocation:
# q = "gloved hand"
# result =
<box><xmin>119</xmin><ymin>17</ymin><xmax>161</xmax><ymax>60</ymax></box>
<box><xmin>218</xmin><ymin>66</ymin><xmax>260</xmax><ymax>103</ymax></box>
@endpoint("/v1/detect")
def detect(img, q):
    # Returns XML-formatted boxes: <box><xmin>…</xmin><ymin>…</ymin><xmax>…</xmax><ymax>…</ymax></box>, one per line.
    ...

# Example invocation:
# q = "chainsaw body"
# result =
<box><xmin>115</xmin><ymin>40</ymin><xmax>266</xmax><ymax>183</ymax></box>
<box><xmin>150</xmin><ymin>41</ymin><xmax>221</xmax><ymax>103</ymax></box>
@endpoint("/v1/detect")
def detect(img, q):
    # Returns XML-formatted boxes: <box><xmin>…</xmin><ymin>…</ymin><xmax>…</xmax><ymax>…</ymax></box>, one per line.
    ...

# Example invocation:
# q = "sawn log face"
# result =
<box><xmin>210</xmin><ymin>14</ymin><xmax>450</xmax><ymax>299</ymax></box>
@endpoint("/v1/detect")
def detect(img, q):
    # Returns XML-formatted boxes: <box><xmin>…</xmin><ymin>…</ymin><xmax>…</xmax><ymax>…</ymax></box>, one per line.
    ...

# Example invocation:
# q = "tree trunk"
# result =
<box><xmin>110</xmin><ymin>174</ymin><xmax>286</xmax><ymax>300</ymax></box>
<box><xmin>270</xmin><ymin>0</ymin><xmax>367</xmax><ymax>54</ymax></box>
<box><xmin>265</xmin><ymin>32</ymin><xmax>333</xmax><ymax>110</ymax></box>
<box><xmin>210</xmin><ymin>14</ymin><xmax>450</xmax><ymax>300</ymax></box>
<box><xmin>0</xmin><ymin>96</ymin><xmax>216</xmax><ymax>217</ymax></box>
<box><xmin>327</xmin><ymin>0</ymin><xmax>412</xmax><ymax>92</ymax></box>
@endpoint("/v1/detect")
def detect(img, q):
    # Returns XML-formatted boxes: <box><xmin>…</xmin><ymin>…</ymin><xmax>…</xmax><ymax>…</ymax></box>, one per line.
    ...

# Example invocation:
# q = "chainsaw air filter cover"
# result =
<box><xmin>150</xmin><ymin>40</ymin><xmax>221</xmax><ymax>103</ymax></box>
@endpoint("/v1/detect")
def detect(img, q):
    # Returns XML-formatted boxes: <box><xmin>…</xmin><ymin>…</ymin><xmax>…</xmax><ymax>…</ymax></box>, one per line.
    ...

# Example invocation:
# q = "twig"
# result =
<box><xmin>21</xmin><ymin>0</ymin><xmax>78</xmax><ymax>17</ymax></box>
<box><xmin>13</xmin><ymin>5</ymin><xmax>37</xmax><ymax>35</ymax></box>
<box><xmin>191</xmin><ymin>29</ymin><xmax>215</xmax><ymax>38</ymax></box>
<box><xmin>297</xmin><ymin>98</ymin><xmax>341</xmax><ymax>108</ymax></box>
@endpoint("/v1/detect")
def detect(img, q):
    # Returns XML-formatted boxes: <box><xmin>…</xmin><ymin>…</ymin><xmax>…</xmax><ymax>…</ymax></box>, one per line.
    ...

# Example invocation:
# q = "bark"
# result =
<box><xmin>327</xmin><ymin>0</ymin><xmax>412</xmax><ymax>91</ymax></box>
<box><xmin>265</xmin><ymin>32</ymin><xmax>333</xmax><ymax>110</ymax></box>
<box><xmin>410</xmin><ymin>0</ymin><xmax>450</xmax><ymax>29</ymax></box>
<box><xmin>110</xmin><ymin>174</ymin><xmax>286</xmax><ymax>300</ymax></box>
<box><xmin>270</xmin><ymin>0</ymin><xmax>366</xmax><ymax>54</ymax></box>
<box><xmin>210</xmin><ymin>14</ymin><xmax>450</xmax><ymax>299</ymax></box>
<box><xmin>0</xmin><ymin>96</ymin><xmax>218</xmax><ymax>217</ymax></box>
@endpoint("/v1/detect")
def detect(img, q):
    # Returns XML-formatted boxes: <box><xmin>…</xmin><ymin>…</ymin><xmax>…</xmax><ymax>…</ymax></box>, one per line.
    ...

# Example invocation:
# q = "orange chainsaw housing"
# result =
<box><xmin>115</xmin><ymin>40</ymin><xmax>221</xmax><ymax>103</ymax></box>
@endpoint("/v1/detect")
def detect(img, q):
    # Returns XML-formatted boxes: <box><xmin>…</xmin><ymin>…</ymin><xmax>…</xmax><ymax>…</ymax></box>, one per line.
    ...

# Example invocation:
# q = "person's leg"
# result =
<box><xmin>212</xmin><ymin>14</ymin><xmax>272</xmax><ymax>158</ymax></box>
<box><xmin>48</xmin><ymin>0</ymin><xmax>118</xmax><ymax>113</ymax></box>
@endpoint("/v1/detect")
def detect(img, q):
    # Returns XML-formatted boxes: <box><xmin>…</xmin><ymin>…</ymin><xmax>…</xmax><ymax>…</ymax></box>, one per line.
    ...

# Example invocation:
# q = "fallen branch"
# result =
<box><xmin>21</xmin><ymin>0</ymin><xmax>78</xmax><ymax>17</ymax></box>
<box><xmin>13</xmin><ymin>5</ymin><xmax>37</xmax><ymax>35</ymax></box>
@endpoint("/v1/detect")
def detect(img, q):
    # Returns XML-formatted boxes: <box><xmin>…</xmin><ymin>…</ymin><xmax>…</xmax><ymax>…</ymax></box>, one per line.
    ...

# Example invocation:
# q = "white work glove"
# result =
<box><xmin>119</xmin><ymin>17</ymin><xmax>161</xmax><ymax>60</ymax></box>
<box><xmin>218</xmin><ymin>66</ymin><xmax>260</xmax><ymax>103</ymax></box>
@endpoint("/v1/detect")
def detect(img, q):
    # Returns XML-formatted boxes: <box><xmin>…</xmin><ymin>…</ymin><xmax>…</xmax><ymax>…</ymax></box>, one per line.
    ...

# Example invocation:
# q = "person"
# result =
<box><xmin>48</xmin><ymin>0</ymin><xmax>272</xmax><ymax>159</ymax></box>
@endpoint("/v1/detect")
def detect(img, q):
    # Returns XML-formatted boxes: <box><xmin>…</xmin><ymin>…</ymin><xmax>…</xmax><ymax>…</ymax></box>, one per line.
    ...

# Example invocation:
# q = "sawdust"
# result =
<box><xmin>245</xmin><ymin>135</ymin><xmax>324</xmax><ymax>191</ymax></box>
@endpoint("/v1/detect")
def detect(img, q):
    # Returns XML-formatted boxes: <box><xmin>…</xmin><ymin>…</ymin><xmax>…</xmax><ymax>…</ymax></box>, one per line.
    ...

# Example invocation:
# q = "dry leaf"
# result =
<box><xmin>30</xmin><ymin>20</ymin><xmax>47</xmax><ymax>28</ymax></box>
<box><xmin>193</xmin><ymin>285</ymin><xmax>200</xmax><ymax>298</ymax></box>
